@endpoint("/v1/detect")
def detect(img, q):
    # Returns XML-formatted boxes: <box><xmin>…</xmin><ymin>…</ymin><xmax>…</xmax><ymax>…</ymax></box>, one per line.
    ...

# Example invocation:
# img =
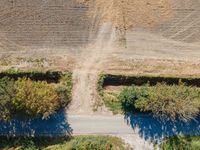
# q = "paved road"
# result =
<box><xmin>68</xmin><ymin>115</ymin><xmax>153</xmax><ymax>150</ymax></box>
<box><xmin>68</xmin><ymin>115</ymin><xmax>133</xmax><ymax>134</ymax></box>
<box><xmin>68</xmin><ymin>114</ymin><xmax>200</xmax><ymax>150</ymax></box>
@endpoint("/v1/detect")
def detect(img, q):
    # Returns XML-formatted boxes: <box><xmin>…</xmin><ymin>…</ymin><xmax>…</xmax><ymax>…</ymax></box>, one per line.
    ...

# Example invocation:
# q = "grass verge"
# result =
<box><xmin>161</xmin><ymin>136</ymin><xmax>200</xmax><ymax>150</ymax></box>
<box><xmin>0</xmin><ymin>135</ymin><xmax>132</xmax><ymax>150</ymax></box>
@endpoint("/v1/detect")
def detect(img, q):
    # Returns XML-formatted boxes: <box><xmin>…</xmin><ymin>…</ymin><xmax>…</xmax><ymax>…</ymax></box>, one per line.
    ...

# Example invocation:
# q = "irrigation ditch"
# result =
<box><xmin>0</xmin><ymin>70</ymin><xmax>64</xmax><ymax>83</ymax></box>
<box><xmin>100</xmin><ymin>74</ymin><xmax>200</xmax><ymax>87</ymax></box>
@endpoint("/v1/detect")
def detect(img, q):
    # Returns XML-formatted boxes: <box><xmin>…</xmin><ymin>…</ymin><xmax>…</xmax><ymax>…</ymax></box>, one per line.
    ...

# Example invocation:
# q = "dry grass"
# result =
<box><xmin>104</xmin><ymin>58</ymin><xmax>200</xmax><ymax>77</ymax></box>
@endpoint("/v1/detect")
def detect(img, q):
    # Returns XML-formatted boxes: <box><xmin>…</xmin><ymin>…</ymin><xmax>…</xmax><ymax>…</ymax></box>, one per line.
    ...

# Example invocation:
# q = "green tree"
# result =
<box><xmin>119</xmin><ymin>86</ymin><xmax>148</xmax><ymax>113</ymax></box>
<box><xmin>120</xmin><ymin>83</ymin><xmax>200</xmax><ymax>122</ymax></box>
<box><xmin>135</xmin><ymin>83</ymin><xmax>200</xmax><ymax>121</ymax></box>
<box><xmin>0</xmin><ymin>77</ymin><xmax>15</xmax><ymax>121</ymax></box>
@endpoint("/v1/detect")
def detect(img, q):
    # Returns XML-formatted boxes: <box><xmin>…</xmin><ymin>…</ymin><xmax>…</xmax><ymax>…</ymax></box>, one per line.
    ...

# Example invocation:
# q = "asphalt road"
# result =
<box><xmin>68</xmin><ymin>115</ymin><xmax>133</xmax><ymax>134</ymax></box>
<box><xmin>68</xmin><ymin>114</ymin><xmax>200</xmax><ymax>150</ymax></box>
<box><xmin>68</xmin><ymin>115</ymin><xmax>153</xmax><ymax>150</ymax></box>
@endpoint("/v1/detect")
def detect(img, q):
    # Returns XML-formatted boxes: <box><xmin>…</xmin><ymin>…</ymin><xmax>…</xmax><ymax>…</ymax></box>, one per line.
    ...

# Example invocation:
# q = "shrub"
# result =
<box><xmin>0</xmin><ymin>77</ymin><xmax>15</xmax><ymax>121</ymax></box>
<box><xmin>136</xmin><ymin>83</ymin><xmax>200</xmax><ymax>121</ymax></box>
<box><xmin>14</xmin><ymin>78</ymin><xmax>60</xmax><ymax>119</ymax></box>
<box><xmin>0</xmin><ymin>72</ymin><xmax>72</xmax><ymax>121</ymax></box>
<box><xmin>56</xmin><ymin>73</ymin><xmax>72</xmax><ymax>107</ymax></box>
<box><xmin>119</xmin><ymin>86</ymin><xmax>148</xmax><ymax>113</ymax></box>
<box><xmin>161</xmin><ymin>136</ymin><xmax>200</xmax><ymax>150</ymax></box>
<box><xmin>119</xmin><ymin>83</ymin><xmax>200</xmax><ymax>121</ymax></box>
<box><xmin>71</xmin><ymin>136</ymin><xmax>129</xmax><ymax>150</ymax></box>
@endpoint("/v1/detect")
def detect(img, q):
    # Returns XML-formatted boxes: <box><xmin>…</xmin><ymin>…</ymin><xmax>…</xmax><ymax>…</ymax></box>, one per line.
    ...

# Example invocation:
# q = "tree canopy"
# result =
<box><xmin>14</xmin><ymin>78</ymin><xmax>60</xmax><ymax>119</ymax></box>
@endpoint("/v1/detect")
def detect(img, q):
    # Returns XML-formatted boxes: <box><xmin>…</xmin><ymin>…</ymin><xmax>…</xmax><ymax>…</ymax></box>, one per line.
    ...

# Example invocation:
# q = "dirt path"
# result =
<box><xmin>67</xmin><ymin>23</ymin><xmax>117</xmax><ymax>115</ymax></box>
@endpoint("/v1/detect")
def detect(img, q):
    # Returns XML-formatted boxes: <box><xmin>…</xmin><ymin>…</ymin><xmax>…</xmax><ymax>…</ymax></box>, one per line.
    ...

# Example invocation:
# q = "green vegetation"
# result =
<box><xmin>133</xmin><ymin>83</ymin><xmax>200</xmax><ymax>121</ymax></box>
<box><xmin>0</xmin><ymin>77</ymin><xmax>15</xmax><ymax>121</ymax></box>
<box><xmin>101</xmin><ymin>82</ymin><xmax>200</xmax><ymax>121</ymax></box>
<box><xmin>0</xmin><ymin>135</ymin><xmax>132</xmax><ymax>150</ymax></box>
<box><xmin>0</xmin><ymin>72</ymin><xmax>72</xmax><ymax>121</ymax></box>
<box><xmin>0</xmin><ymin>69</ymin><xmax>62</xmax><ymax>83</ymax></box>
<box><xmin>97</xmin><ymin>74</ymin><xmax>106</xmax><ymax>97</ymax></box>
<box><xmin>161</xmin><ymin>136</ymin><xmax>200</xmax><ymax>150</ymax></box>
<box><xmin>103</xmin><ymin>91</ymin><xmax>123</xmax><ymax>114</ymax></box>
<box><xmin>56</xmin><ymin>73</ymin><xmax>73</xmax><ymax>107</ymax></box>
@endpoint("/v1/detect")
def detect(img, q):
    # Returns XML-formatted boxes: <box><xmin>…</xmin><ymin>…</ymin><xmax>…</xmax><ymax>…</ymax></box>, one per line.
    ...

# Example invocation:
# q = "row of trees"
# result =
<box><xmin>0</xmin><ymin>76</ymin><xmax>71</xmax><ymax>121</ymax></box>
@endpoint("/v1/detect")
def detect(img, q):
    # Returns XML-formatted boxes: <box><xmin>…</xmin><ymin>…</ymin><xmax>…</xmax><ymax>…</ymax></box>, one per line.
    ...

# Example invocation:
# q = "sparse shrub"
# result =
<box><xmin>97</xmin><ymin>74</ymin><xmax>107</xmax><ymax>97</ymax></box>
<box><xmin>0</xmin><ymin>77</ymin><xmax>15</xmax><ymax>121</ymax></box>
<box><xmin>14</xmin><ymin>78</ymin><xmax>60</xmax><ymax>119</ymax></box>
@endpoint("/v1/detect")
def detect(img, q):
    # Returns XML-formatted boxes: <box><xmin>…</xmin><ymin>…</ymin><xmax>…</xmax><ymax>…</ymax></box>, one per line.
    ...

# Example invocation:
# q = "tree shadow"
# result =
<box><xmin>0</xmin><ymin>109</ymin><xmax>73</xmax><ymax>137</ymax></box>
<box><xmin>124</xmin><ymin>113</ymin><xmax>200</xmax><ymax>143</ymax></box>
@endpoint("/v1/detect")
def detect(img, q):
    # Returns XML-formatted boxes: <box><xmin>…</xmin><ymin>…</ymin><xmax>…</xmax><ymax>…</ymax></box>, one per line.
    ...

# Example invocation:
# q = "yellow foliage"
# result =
<box><xmin>14</xmin><ymin>78</ymin><xmax>60</xmax><ymax>119</ymax></box>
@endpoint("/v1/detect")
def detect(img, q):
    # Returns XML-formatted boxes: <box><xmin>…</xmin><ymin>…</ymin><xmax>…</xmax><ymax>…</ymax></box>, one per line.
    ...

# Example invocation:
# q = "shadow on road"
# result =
<box><xmin>124</xmin><ymin>113</ymin><xmax>200</xmax><ymax>143</ymax></box>
<box><xmin>0</xmin><ymin>109</ymin><xmax>73</xmax><ymax>137</ymax></box>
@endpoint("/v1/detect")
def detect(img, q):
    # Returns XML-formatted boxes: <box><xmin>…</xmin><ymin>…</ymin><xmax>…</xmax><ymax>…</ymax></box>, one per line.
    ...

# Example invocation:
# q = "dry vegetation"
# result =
<box><xmin>105</xmin><ymin>58</ymin><xmax>200</xmax><ymax>77</ymax></box>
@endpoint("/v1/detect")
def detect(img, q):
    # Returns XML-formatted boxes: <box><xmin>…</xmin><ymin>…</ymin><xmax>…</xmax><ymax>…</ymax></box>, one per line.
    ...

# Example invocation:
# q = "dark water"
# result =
<box><xmin>0</xmin><ymin>109</ymin><xmax>72</xmax><ymax>137</ymax></box>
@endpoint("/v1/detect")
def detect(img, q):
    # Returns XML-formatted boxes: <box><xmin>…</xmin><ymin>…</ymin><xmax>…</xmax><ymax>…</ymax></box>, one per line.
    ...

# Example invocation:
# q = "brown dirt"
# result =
<box><xmin>105</xmin><ymin>58</ymin><xmax>200</xmax><ymax>77</ymax></box>
<box><xmin>67</xmin><ymin>23</ymin><xmax>116</xmax><ymax>115</ymax></box>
